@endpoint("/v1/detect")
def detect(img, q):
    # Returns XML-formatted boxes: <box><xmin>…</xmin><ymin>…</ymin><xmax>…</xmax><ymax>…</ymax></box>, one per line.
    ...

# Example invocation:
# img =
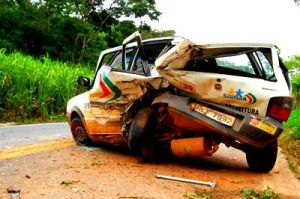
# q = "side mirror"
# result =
<box><xmin>77</xmin><ymin>76</ymin><xmax>91</xmax><ymax>90</ymax></box>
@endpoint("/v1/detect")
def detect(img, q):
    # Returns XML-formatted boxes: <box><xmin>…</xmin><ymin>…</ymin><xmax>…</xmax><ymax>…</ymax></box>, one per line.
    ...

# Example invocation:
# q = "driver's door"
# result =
<box><xmin>86</xmin><ymin>32</ymin><xmax>151</xmax><ymax>144</ymax></box>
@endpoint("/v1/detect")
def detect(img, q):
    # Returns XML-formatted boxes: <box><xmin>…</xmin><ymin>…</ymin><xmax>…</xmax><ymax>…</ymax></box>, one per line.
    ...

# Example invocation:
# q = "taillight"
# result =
<box><xmin>267</xmin><ymin>97</ymin><xmax>293</xmax><ymax>122</ymax></box>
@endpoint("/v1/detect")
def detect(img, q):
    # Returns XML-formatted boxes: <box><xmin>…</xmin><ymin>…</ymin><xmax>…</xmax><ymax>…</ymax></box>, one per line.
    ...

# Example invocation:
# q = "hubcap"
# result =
<box><xmin>74</xmin><ymin>125</ymin><xmax>87</xmax><ymax>144</ymax></box>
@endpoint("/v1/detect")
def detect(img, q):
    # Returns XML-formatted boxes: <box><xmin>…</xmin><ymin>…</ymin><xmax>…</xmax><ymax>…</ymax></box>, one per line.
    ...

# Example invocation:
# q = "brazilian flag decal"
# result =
<box><xmin>99</xmin><ymin>72</ymin><xmax>121</xmax><ymax>101</ymax></box>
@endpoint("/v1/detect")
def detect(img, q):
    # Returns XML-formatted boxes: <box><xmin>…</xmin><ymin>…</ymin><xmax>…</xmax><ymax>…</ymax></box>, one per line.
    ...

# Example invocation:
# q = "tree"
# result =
<box><xmin>69</xmin><ymin>0</ymin><xmax>161</xmax><ymax>62</ymax></box>
<box><xmin>285</xmin><ymin>55</ymin><xmax>300</xmax><ymax>105</ymax></box>
<box><xmin>140</xmin><ymin>28</ymin><xmax>175</xmax><ymax>39</ymax></box>
<box><xmin>285</xmin><ymin>55</ymin><xmax>300</xmax><ymax>70</ymax></box>
<box><xmin>0</xmin><ymin>0</ymin><xmax>175</xmax><ymax>65</ymax></box>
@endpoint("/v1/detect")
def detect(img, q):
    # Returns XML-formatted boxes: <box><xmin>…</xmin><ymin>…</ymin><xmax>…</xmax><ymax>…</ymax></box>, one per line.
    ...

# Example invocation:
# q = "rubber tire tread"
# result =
<box><xmin>246</xmin><ymin>140</ymin><xmax>278</xmax><ymax>173</ymax></box>
<box><xmin>71</xmin><ymin>117</ymin><xmax>93</xmax><ymax>146</ymax></box>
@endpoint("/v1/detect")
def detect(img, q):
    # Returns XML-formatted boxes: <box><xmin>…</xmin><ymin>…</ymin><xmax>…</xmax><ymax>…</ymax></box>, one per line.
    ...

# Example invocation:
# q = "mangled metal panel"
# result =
<box><xmin>155</xmin><ymin>39</ymin><xmax>195</xmax><ymax>70</ymax></box>
<box><xmin>90</xmin><ymin>65</ymin><xmax>168</xmax><ymax>104</ymax></box>
<box><xmin>81</xmin><ymin>65</ymin><xmax>169</xmax><ymax>141</ymax></box>
<box><xmin>155</xmin><ymin>39</ymin><xmax>275</xmax><ymax>70</ymax></box>
<box><xmin>154</xmin><ymin>40</ymin><xmax>284</xmax><ymax>117</ymax></box>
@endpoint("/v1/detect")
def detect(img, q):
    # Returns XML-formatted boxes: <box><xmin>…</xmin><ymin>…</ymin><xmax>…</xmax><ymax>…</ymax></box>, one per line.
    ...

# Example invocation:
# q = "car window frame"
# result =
<box><xmin>90</xmin><ymin>49</ymin><xmax>118</xmax><ymax>88</ymax></box>
<box><xmin>90</xmin><ymin>38</ymin><xmax>175</xmax><ymax>88</ymax></box>
<box><xmin>109</xmin><ymin>47</ymin><xmax>138</xmax><ymax>71</ymax></box>
<box><xmin>186</xmin><ymin>48</ymin><xmax>277</xmax><ymax>79</ymax></box>
<box><xmin>254</xmin><ymin>49</ymin><xmax>277</xmax><ymax>82</ymax></box>
<box><xmin>91</xmin><ymin>46</ymin><xmax>147</xmax><ymax>89</ymax></box>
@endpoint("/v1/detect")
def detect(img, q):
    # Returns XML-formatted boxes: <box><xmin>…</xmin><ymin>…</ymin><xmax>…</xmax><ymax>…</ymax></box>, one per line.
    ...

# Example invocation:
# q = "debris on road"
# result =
<box><xmin>11</xmin><ymin>193</ymin><xmax>21</xmax><ymax>199</ymax></box>
<box><xmin>155</xmin><ymin>174</ymin><xmax>216</xmax><ymax>188</ymax></box>
<box><xmin>6</xmin><ymin>186</ymin><xmax>21</xmax><ymax>199</ymax></box>
<box><xmin>60</xmin><ymin>180</ymin><xmax>79</xmax><ymax>185</ymax></box>
<box><xmin>6</xmin><ymin>186</ymin><xmax>20</xmax><ymax>193</ymax></box>
<box><xmin>71</xmin><ymin>188</ymin><xmax>80</xmax><ymax>193</ymax></box>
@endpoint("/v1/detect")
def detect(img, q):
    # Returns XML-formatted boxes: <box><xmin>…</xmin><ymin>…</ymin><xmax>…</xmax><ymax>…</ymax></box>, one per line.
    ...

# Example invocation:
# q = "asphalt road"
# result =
<box><xmin>0</xmin><ymin>122</ymin><xmax>71</xmax><ymax>148</ymax></box>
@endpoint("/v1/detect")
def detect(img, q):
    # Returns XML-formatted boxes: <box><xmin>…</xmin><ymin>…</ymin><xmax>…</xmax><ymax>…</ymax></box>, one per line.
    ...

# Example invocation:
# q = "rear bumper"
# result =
<box><xmin>152</xmin><ymin>92</ymin><xmax>284</xmax><ymax>148</ymax></box>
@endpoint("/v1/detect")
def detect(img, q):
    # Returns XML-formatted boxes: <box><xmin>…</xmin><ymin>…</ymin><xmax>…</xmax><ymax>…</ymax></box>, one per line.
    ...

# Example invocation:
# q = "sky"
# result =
<box><xmin>143</xmin><ymin>0</ymin><xmax>300</xmax><ymax>58</ymax></box>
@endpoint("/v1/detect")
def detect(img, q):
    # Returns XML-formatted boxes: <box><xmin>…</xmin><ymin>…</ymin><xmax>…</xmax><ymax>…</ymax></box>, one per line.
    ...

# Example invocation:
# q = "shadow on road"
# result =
<box><xmin>80</xmin><ymin>142</ymin><xmax>249</xmax><ymax>172</ymax></box>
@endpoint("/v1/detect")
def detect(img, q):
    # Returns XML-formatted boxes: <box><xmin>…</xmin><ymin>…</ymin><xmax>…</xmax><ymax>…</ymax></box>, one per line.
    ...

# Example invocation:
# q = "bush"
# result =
<box><xmin>0</xmin><ymin>50</ymin><xmax>93</xmax><ymax>121</ymax></box>
<box><xmin>241</xmin><ymin>186</ymin><xmax>281</xmax><ymax>199</ymax></box>
<box><xmin>284</xmin><ymin>108</ymin><xmax>300</xmax><ymax>140</ymax></box>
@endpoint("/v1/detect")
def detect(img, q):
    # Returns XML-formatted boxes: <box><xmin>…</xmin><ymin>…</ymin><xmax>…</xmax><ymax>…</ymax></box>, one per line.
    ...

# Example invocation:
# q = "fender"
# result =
<box><xmin>68</xmin><ymin>106</ymin><xmax>88</xmax><ymax>130</ymax></box>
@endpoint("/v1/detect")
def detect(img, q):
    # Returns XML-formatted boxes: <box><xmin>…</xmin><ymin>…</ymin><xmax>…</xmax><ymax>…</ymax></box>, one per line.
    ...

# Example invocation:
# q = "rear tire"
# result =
<box><xmin>128</xmin><ymin>108</ymin><xmax>156</xmax><ymax>159</ymax></box>
<box><xmin>246</xmin><ymin>140</ymin><xmax>278</xmax><ymax>173</ymax></box>
<box><xmin>71</xmin><ymin>117</ymin><xmax>92</xmax><ymax>146</ymax></box>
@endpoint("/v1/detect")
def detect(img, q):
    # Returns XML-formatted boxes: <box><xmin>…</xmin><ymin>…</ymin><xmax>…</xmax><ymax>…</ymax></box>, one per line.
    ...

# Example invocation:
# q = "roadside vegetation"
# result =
<box><xmin>184</xmin><ymin>186</ymin><xmax>281</xmax><ymax>199</ymax></box>
<box><xmin>0</xmin><ymin>0</ymin><xmax>174</xmax><ymax>66</ymax></box>
<box><xmin>240</xmin><ymin>186</ymin><xmax>281</xmax><ymax>199</ymax></box>
<box><xmin>0</xmin><ymin>50</ymin><xmax>93</xmax><ymax>122</ymax></box>
<box><xmin>280</xmin><ymin>55</ymin><xmax>300</xmax><ymax>177</ymax></box>
<box><xmin>280</xmin><ymin>108</ymin><xmax>300</xmax><ymax>178</ymax></box>
<box><xmin>0</xmin><ymin>0</ymin><xmax>174</xmax><ymax>123</ymax></box>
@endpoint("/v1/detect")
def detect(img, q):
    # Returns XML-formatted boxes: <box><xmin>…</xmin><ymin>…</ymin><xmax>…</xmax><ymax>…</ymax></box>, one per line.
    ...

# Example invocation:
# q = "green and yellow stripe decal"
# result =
<box><xmin>99</xmin><ymin>72</ymin><xmax>121</xmax><ymax>101</ymax></box>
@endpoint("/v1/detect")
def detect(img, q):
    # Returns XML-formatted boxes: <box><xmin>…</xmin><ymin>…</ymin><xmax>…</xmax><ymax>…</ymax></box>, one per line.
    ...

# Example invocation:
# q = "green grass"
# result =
<box><xmin>0</xmin><ymin>49</ymin><xmax>93</xmax><ymax>122</ymax></box>
<box><xmin>184</xmin><ymin>190</ymin><xmax>212</xmax><ymax>199</ymax></box>
<box><xmin>280</xmin><ymin>108</ymin><xmax>300</xmax><ymax>177</ymax></box>
<box><xmin>283</xmin><ymin>108</ymin><xmax>300</xmax><ymax>140</ymax></box>
<box><xmin>241</xmin><ymin>186</ymin><xmax>281</xmax><ymax>199</ymax></box>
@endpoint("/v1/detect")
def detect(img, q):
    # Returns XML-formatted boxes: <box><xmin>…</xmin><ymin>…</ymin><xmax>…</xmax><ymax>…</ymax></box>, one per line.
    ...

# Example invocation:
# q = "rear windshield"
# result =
<box><xmin>186</xmin><ymin>48</ymin><xmax>276</xmax><ymax>81</ymax></box>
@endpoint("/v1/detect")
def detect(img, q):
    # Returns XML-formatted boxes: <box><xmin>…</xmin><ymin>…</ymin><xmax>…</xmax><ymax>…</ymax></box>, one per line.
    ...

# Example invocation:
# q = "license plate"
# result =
<box><xmin>191</xmin><ymin>103</ymin><xmax>235</xmax><ymax>126</ymax></box>
<box><xmin>250</xmin><ymin>117</ymin><xmax>277</xmax><ymax>135</ymax></box>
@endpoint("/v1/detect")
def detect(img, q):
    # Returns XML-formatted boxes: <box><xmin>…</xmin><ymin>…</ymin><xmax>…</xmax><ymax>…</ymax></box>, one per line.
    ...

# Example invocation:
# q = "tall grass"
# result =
<box><xmin>0</xmin><ymin>49</ymin><xmax>93</xmax><ymax>122</ymax></box>
<box><xmin>284</xmin><ymin>108</ymin><xmax>300</xmax><ymax>140</ymax></box>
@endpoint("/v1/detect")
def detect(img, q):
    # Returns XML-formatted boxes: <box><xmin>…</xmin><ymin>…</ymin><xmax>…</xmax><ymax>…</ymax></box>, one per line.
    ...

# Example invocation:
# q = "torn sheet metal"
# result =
<box><xmin>155</xmin><ymin>39</ymin><xmax>195</xmax><ymax>70</ymax></box>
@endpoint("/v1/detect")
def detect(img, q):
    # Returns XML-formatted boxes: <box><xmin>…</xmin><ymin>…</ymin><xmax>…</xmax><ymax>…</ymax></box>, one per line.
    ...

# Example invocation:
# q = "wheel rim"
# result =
<box><xmin>74</xmin><ymin>124</ymin><xmax>88</xmax><ymax>144</ymax></box>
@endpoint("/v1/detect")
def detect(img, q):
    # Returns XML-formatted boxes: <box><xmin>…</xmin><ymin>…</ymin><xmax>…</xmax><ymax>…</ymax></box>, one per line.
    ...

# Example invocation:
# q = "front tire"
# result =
<box><xmin>246</xmin><ymin>140</ymin><xmax>278</xmax><ymax>172</ymax></box>
<box><xmin>71</xmin><ymin>117</ymin><xmax>92</xmax><ymax>146</ymax></box>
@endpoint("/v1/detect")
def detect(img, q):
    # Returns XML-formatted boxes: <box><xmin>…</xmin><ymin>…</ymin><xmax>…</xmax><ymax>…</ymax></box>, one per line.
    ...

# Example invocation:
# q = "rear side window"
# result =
<box><xmin>215</xmin><ymin>54</ymin><xmax>255</xmax><ymax>75</ymax></box>
<box><xmin>186</xmin><ymin>48</ymin><xmax>277</xmax><ymax>80</ymax></box>
<box><xmin>187</xmin><ymin>54</ymin><xmax>257</xmax><ymax>78</ymax></box>
<box><xmin>255</xmin><ymin>51</ymin><xmax>276</xmax><ymax>81</ymax></box>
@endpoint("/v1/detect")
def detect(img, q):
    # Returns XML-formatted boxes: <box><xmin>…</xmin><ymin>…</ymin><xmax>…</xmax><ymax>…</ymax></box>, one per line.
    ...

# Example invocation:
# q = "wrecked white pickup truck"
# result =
<box><xmin>66</xmin><ymin>32</ymin><xmax>293</xmax><ymax>172</ymax></box>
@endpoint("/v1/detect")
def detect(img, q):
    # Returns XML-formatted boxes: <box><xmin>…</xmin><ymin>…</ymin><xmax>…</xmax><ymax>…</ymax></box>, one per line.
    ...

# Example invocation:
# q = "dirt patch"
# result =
<box><xmin>0</xmin><ymin>144</ymin><xmax>299</xmax><ymax>199</ymax></box>
<box><xmin>279</xmin><ymin>136</ymin><xmax>300</xmax><ymax>178</ymax></box>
